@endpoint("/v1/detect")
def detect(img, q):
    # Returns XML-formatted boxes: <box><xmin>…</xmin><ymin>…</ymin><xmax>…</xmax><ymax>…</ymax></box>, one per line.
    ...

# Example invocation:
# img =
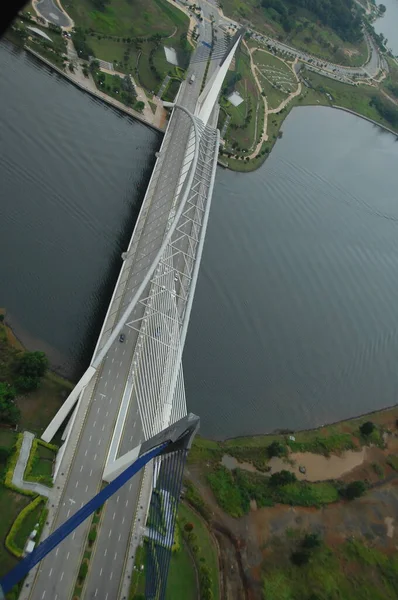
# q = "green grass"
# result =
<box><xmin>178</xmin><ymin>503</ymin><xmax>219</xmax><ymax>600</ymax></box>
<box><xmin>63</xmin><ymin>0</ymin><xmax>188</xmax><ymax>39</ymax></box>
<box><xmin>129</xmin><ymin>543</ymin><xmax>147</xmax><ymax>599</ymax></box>
<box><xmin>12</xmin><ymin>500</ymin><xmax>44</xmax><ymax>552</ymax></box>
<box><xmin>166</xmin><ymin>534</ymin><xmax>197</xmax><ymax>600</ymax></box>
<box><xmin>387</xmin><ymin>455</ymin><xmax>398</xmax><ymax>471</ymax></box>
<box><xmin>0</xmin><ymin>487</ymin><xmax>30</xmax><ymax>576</ymax></box>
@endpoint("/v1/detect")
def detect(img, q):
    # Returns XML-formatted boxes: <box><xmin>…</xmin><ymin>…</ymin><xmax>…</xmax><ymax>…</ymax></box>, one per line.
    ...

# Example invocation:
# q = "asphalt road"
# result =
<box><xmin>28</xmin><ymin>14</ymin><xmax>215</xmax><ymax>600</ymax></box>
<box><xmin>35</xmin><ymin>0</ymin><xmax>72</xmax><ymax>28</ymax></box>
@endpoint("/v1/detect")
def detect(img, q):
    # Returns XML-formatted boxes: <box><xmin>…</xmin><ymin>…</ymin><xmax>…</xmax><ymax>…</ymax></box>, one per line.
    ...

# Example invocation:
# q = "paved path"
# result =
<box><xmin>34</xmin><ymin>0</ymin><xmax>73</xmax><ymax>28</ymax></box>
<box><xmin>12</xmin><ymin>432</ymin><xmax>52</xmax><ymax>498</ymax></box>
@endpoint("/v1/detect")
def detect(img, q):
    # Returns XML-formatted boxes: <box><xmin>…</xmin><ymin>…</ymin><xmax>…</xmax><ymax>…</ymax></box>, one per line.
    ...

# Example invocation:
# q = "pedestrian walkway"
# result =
<box><xmin>12</xmin><ymin>431</ymin><xmax>52</xmax><ymax>498</ymax></box>
<box><xmin>157</xmin><ymin>74</ymin><xmax>171</xmax><ymax>99</ymax></box>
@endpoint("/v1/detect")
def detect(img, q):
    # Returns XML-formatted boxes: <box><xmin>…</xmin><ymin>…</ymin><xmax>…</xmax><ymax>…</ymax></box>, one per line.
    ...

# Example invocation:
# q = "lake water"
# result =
<box><xmin>374</xmin><ymin>0</ymin><xmax>398</xmax><ymax>55</ymax></box>
<box><xmin>0</xmin><ymin>41</ymin><xmax>160</xmax><ymax>378</ymax></box>
<box><xmin>2</xmin><ymin>41</ymin><xmax>398</xmax><ymax>439</ymax></box>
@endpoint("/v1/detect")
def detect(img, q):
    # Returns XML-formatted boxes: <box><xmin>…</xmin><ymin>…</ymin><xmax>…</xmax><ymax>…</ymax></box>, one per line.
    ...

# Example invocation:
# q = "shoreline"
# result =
<box><xmin>214</xmin><ymin>402</ymin><xmax>398</xmax><ymax>444</ymax></box>
<box><xmin>23</xmin><ymin>45</ymin><xmax>165</xmax><ymax>134</ymax></box>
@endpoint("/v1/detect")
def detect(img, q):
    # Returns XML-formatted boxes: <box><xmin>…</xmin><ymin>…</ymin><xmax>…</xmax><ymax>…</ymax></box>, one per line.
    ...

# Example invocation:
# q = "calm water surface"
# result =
<box><xmin>0</xmin><ymin>41</ymin><xmax>160</xmax><ymax>378</ymax></box>
<box><xmin>374</xmin><ymin>0</ymin><xmax>398</xmax><ymax>55</ymax></box>
<box><xmin>2</xmin><ymin>42</ymin><xmax>398</xmax><ymax>439</ymax></box>
<box><xmin>184</xmin><ymin>107</ymin><xmax>398</xmax><ymax>438</ymax></box>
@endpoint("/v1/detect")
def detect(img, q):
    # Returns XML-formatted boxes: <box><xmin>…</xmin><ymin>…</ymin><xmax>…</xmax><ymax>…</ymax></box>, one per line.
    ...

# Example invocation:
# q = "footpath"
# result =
<box><xmin>12</xmin><ymin>431</ymin><xmax>51</xmax><ymax>498</ymax></box>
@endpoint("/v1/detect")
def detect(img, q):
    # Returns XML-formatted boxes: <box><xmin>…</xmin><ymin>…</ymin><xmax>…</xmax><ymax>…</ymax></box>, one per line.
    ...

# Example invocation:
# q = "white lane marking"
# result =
<box><xmin>122</xmin><ymin>516</ymin><xmax>125</xmax><ymax>524</ymax></box>
<box><xmin>98</xmin><ymin>439</ymin><xmax>101</xmax><ymax>446</ymax></box>
<box><xmin>55</xmin><ymin>548</ymin><xmax>59</xmax><ymax>557</ymax></box>
<box><xmin>126</xmin><ymin>500</ymin><xmax>129</xmax><ymax>507</ymax></box>
<box><xmin>67</xmin><ymin>509</ymin><xmax>70</xmax><ymax>518</ymax></box>
<box><xmin>90</xmin><ymin>469</ymin><xmax>93</xmax><ymax>476</ymax></box>
<box><xmin>41</xmin><ymin>592</ymin><xmax>46</xmax><ymax>599</ymax></box>
<box><xmin>75</xmin><ymin>481</ymin><xmax>79</xmax><ymax>488</ymax></box>
<box><xmin>66</xmin><ymin>552</ymin><xmax>70</xmax><ymax>560</ymax></box>
<box><xmin>80</xmin><ymin>465</ymin><xmax>83</xmax><ymax>472</ymax></box>
<box><xmin>94</xmin><ymin>453</ymin><xmax>97</xmax><ymax>461</ymax></box>
<box><xmin>97</xmin><ymin>407</ymin><xmax>100</xmax><ymax>414</ymax></box>
<box><xmin>129</xmin><ymin>483</ymin><xmax>132</xmax><ymax>491</ymax></box>
<box><xmin>100</xmin><ymin>568</ymin><xmax>103</xmax><ymax>576</ymax></box>
<box><xmin>119</xmin><ymin>361</ymin><xmax>123</xmax><ymax>366</ymax></box>
<box><xmin>108</xmin><ymin>369</ymin><xmax>111</xmax><ymax>375</ymax></box>
<box><xmin>49</xmin><ymin>568</ymin><xmax>52</xmax><ymax>577</ymax></box>
<box><xmin>116</xmin><ymin>495</ymin><xmax>119</xmax><ymax>503</ymax></box>
<box><xmin>116</xmin><ymin>372</ymin><xmax>119</xmax><ymax>379</ymax></box>
<box><xmin>72</xmin><ymin>531</ymin><xmax>76</xmax><ymax>540</ymax></box>
<box><xmin>85</xmin><ymin>485</ymin><xmax>88</xmax><ymax>492</ymax></box>
<box><xmin>110</xmin><ymin>572</ymin><xmax>113</xmax><ymax>581</ymax></box>
<box><xmin>89</xmin><ymin>435</ymin><xmax>92</xmax><ymax>442</ymax></box>
<box><xmin>106</xmin><ymin>411</ymin><xmax>109</xmax><ymax>417</ymax></box>
<box><xmin>109</xmin><ymin>529</ymin><xmax>112</xmax><ymax>538</ymax></box>
<box><xmin>104</xmin><ymin>549</ymin><xmax>107</xmax><ymax>556</ymax></box>
<box><xmin>85</xmin><ymin>449</ymin><xmax>88</xmax><ymax>456</ymax></box>
<box><xmin>60</xmin><ymin>572</ymin><xmax>64</xmax><ymax>582</ymax></box>
<box><xmin>93</xmin><ymin>421</ymin><xmax>96</xmax><ymax>427</ymax></box>
<box><xmin>102</xmin><ymin>424</ymin><xmax>105</xmax><ymax>431</ymax></box>
<box><xmin>95</xmin><ymin>589</ymin><xmax>98</xmax><ymax>597</ymax></box>
<box><xmin>123</xmin><ymin>349</ymin><xmax>126</xmax><ymax>355</ymax></box>
<box><xmin>114</xmin><ymin>552</ymin><xmax>118</xmax><ymax>561</ymax></box>
<box><xmin>113</xmin><ymin>511</ymin><xmax>116</xmax><ymax>520</ymax></box>
<box><xmin>105</xmin><ymin>380</ymin><xmax>108</xmax><ymax>387</ymax></box>
<box><xmin>130</xmin><ymin>435</ymin><xmax>133</xmax><ymax>442</ymax></box>
<box><xmin>118</xmin><ymin>533</ymin><xmax>121</xmax><ymax>541</ymax></box>
<box><xmin>112</xmin><ymin>358</ymin><xmax>114</xmax><ymax>363</ymax></box>
<box><xmin>105</xmin><ymin>594</ymin><xmax>108</xmax><ymax>600</ymax></box>
<box><xmin>113</xmin><ymin>385</ymin><xmax>116</xmax><ymax>391</ymax></box>
<box><xmin>110</xmin><ymin>398</ymin><xmax>113</xmax><ymax>404</ymax></box>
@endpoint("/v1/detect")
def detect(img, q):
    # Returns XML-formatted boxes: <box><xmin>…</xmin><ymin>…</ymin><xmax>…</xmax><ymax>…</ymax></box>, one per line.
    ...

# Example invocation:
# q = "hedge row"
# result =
<box><xmin>4</xmin><ymin>434</ymin><xmax>36</xmax><ymax>497</ymax></box>
<box><xmin>6</xmin><ymin>496</ymin><xmax>46</xmax><ymax>558</ymax></box>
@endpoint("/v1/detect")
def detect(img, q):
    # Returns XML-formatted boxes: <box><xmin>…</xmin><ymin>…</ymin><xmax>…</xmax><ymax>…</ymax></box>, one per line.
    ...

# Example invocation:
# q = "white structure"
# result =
<box><xmin>27</xmin><ymin>27</ymin><xmax>53</xmax><ymax>42</ymax></box>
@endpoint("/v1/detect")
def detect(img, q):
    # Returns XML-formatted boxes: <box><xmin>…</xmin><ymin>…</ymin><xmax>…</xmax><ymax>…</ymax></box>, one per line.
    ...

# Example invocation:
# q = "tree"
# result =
<box><xmin>0</xmin><ymin>446</ymin><xmax>10</xmax><ymax>464</ymax></box>
<box><xmin>82</xmin><ymin>66</ymin><xmax>89</xmax><ymax>77</ymax></box>
<box><xmin>291</xmin><ymin>549</ymin><xmax>310</xmax><ymax>566</ymax></box>
<box><xmin>184</xmin><ymin>522</ymin><xmax>194</xmax><ymax>532</ymax></box>
<box><xmin>18</xmin><ymin>351</ymin><xmax>48</xmax><ymax>378</ymax></box>
<box><xmin>360</xmin><ymin>421</ymin><xmax>375</xmax><ymax>436</ymax></box>
<box><xmin>14</xmin><ymin>375</ymin><xmax>40</xmax><ymax>393</ymax></box>
<box><xmin>379</xmin><ymin>3</ymin><xmax>386</xmax><ymax>12</ymax></box>
<box><xmin>267</xmin><ymin>440</ymin><xmax>286</xmax><ymax>458</ymax></box>
<box><xmin>343</xmin><ymin>480</ymin><xmax>366</xmax><ymax>500</ymax></box>
<box><xmin>269</xmin><ymin>470</ymin><xmax>297</xmax><ymax>486</ymax></box>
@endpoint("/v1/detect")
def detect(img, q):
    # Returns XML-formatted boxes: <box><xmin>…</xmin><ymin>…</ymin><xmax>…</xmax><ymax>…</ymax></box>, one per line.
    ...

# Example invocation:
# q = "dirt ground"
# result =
<box><xmin>186</xmin><ymin>433</ymin><xmax>398</xmax><ymax>600</ymax></box>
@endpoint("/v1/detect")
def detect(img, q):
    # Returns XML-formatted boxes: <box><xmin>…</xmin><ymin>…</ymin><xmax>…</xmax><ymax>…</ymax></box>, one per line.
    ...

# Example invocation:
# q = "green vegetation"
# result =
<box><xmin>262</xmin><ymin>536</ymin><xmax>398</xmax><ymax>600</ymax></box>
<box><xmin>6</xmin><ymin>496</ymin><xmax>47</xmax><ymax>558</ymax></box>
<box><xmin>129</xmin><ymin>543</ymin><xmax>147</xmax><ymax>599</ymax></box>
<box><xmin>178</xmin><ymin>503</ymin><xmax>219</xmax><ymax>600</ymax></box>
<box><xmin>72</xmin><ymin>504</ymin><xmax>103</xmax><ymax>598</ymax></box>
<box><xmin>24</xmin><ymin>439</ymin><xmax>57</xmax><ymax>488</ymax></box>
<box><xmin>166</xmin><ymin>524</ymin><xmax>197</xmax><ymax>600</ymax></box>
<box><xmin>386</xmin><ymin>455</ymin><xmax>398</xmax><ymax>471</ymax></box>
<box><xmin>91</xmin><ymin>66</ymin><xmax>145</xmax><ymax>109</ymax></box>
<box><xmin>220</xmin><ymin>44</ymin><xmax>263</xmax><ymax>153</ymax></box>
<box><xmin>64</xmin><ymin>0</ymin><xmax>188</xmax><ymax>39</ymax></box>
<box><xmin>184</xmin><ymin>478</ymin><xmax>211</xmax><ymax>521</ymax></box>
<box><xmin>207</xmin><ymin>465</ymin><xmax>339</xmax><ymax>517</ymax></box>
<box><xmin>7</xmin><ymin>15</ymin><xmax>67</xmax><ymax>69</ymax></box>
<box><xmin>253</xmin><ymin>49</ymin><xmax>297</xmax><ymax>110</ymax></box>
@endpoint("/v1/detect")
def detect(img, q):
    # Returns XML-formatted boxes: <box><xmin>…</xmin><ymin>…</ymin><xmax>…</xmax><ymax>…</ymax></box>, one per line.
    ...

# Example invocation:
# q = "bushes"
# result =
<box><xmin>206</xmin><ymin>466</ymin><xmax>340</xmax><ymax>516</ymax></box>
<box><xmin>267</xmin><ymin>440</ymin><xmax>287</xmax><ymax>458</ymax></box>
<box><xmin>340</xmin><ymin>480</ymin><xmax>366</xmax><ymax>500</ymax></box>
<box><xmin>184</xmin><ymin>479</ymin><xmax>211</xmax><ymax>521</ymax></box>
<box><xmin>6</xmin><ymin>496</ymin><xmax>46</xmax><ymax>557</ymax></box>
<box><xmin>360</xmin><ymin>421</ymin><xmax>375</xmax><ymax>436</ymax></box>
<box><xmin>78</xmin><ymin>561</ymin><xmax>88</xmax><ymax>582</ymax></box>
<box><xmin>290</xmin><ymin>532</ymin><xmax>322</xmax><ymax>567</ymax></box>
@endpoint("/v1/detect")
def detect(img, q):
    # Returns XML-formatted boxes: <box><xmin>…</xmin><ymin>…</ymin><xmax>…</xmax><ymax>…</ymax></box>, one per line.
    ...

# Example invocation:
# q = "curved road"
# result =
<box><xmin>35</xmin><ymin>0</ymin><xmax>72</xmax><ymax>28</ymax></box>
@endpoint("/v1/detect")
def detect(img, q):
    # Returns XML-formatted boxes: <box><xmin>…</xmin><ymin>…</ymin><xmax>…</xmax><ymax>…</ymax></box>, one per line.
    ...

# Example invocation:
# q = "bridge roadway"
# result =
<box><xmin>28</xmin><ymin>34</ymin><xmax>218</xmax><ymax>600</ymax></box>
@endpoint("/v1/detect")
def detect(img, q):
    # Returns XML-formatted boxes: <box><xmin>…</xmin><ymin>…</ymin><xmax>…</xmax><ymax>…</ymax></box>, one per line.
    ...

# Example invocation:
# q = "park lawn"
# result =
<box><xmin>63</xmin><ymin>0</ymin><xmax>188</xmax><ymax>39</ymax></box>
<box><xmin>223</xmin><ymin>46</ymin><xmax>262</xmax><ymax>151</ymax></box>
<box><xmin>165</xmin><ymin>536</ymin><xmax>197</xmax><ymax>600</ymax></box>
<box><xmin>26</xmin><ymin>451</ymin><xmax>54</xmax><ymax>486</ymax></box>
<box><xmin>257</xmin><ymin>71</ymin><xmax>288</xmax><ymax>109</ymax></box>
<box><xmin>88</xmin><ymin>36</ymin><xmax>139</xmax><ymax>72</ymax></box>
<box><xmin>163</xmin><ymin>79</ymin><xmax>181</xmax><ymax>102</ymax></box>
<box><xmin>178</xmin><ymin>503</ymin><xmax>219</xmax><ymax>600</ymax></box>
<box><xmin>253</xmin><ymin>49</ymin><xmax>294</xmax><ymax>75</ymax></box>
<box><xmin>0</xmin><ymin>486</ymin><xmax>30</xmax><ymax>576</ymax></box>
<box><xmin>12</xmin><ymin>500</ymin><xmax>45</xmax><ymax>553</ymax></box>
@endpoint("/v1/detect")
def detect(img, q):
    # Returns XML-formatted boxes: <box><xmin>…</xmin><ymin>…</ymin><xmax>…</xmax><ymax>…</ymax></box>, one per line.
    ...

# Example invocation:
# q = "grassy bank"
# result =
<box><xmin>262</xmin><ymin>535</ymin><xmax>398</xmax><ymax>600</ymax></box>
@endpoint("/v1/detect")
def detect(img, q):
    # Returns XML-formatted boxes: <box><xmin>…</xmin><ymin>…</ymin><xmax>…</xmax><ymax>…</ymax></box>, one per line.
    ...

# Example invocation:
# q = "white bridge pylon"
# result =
<box><xmin>42</xmin><ymin>36</ymin><xmax>242</xmax><ymax>482</ymax></box>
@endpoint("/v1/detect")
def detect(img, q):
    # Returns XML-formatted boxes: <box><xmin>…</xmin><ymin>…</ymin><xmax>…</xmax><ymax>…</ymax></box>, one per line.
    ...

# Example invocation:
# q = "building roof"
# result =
<box><xmin>27</xmin><ymin>26</ymin><xmax>53</xmax><ymax>43</ymax></box>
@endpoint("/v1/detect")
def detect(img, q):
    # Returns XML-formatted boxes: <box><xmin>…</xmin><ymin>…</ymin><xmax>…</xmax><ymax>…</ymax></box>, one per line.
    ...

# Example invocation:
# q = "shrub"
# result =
<box><xmin>14</xmin><ymin>375</ymin><xmax>40</xmax><ymax>393</ymax></box>
<box><xmin>88</xmin><ymin>528</ymin><xmax>97</xmax><ymax>545</ymax></box>
<box><xmin>184</xmin><ymin>522</ymin><xmax>194</xmax><ymax>532</ymax></box>
<box><xmin>17</xmin><ymin>351</ymin><xmax>48</xmax><ymax>378</ymax></box>
<box><xmin>302</xmin><ymin>533</ymin><xmax>321</xmax><ymax>550</ymax></box>
<box><xmin>78</xmin><ymin>561</ymin><xmax>88</xmax><ymax>581</ymax></box>
<box><xmin>6</xmin><ymin>496</ymin><xmax>45</xmax><ymax>557</ymax></box>
<box><xmin>291</xmin><ymin>549</ymin><xmax>310</xmax><ymax>566</ymax></box>
<box><xmin>269</xmin><ymin>470</ymin><xmax>297</xmax><ymax>486</ymax></box>
<box><xmin>342</xmin><ymin>480</ymin><xmax>366</xmax><ymax>500</ymax></box>
<box><xmin>360</xmin><ymin>421</ymin><xmax>375</xmax><ymax>436</ymax></box>
<box><xmin>267</xmin><ymin>441</ymin><xmax>286</xmax><ymax>458</ymax></box>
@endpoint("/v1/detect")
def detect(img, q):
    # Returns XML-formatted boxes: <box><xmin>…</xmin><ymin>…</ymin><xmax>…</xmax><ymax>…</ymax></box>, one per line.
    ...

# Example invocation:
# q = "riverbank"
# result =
<box><xmin>24</xmin><ymin>45</ymin><xmax>165</xmax><ymax>133</ymax></box>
